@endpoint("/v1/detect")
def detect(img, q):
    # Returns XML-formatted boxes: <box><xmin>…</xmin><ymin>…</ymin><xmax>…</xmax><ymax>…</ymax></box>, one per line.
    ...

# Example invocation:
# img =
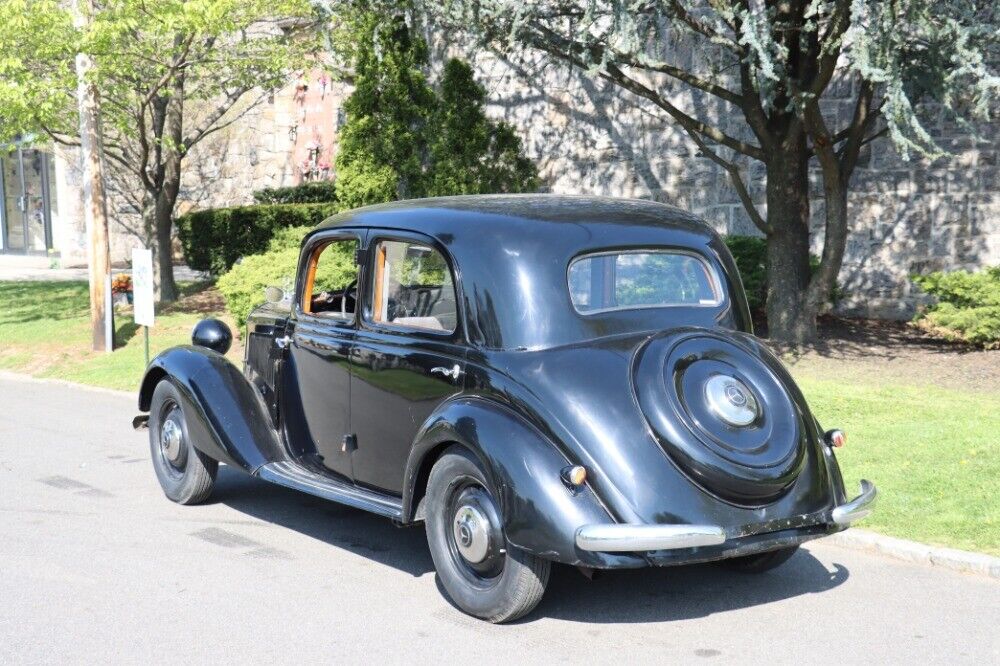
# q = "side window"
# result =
<box><xmin>301</xmin><ymin>238</ymin><xmax>359</xmax><ymax>318</ymax></box>
<box><xmin>369</xmin><ymin>240</ymin><xmax>457</xmax><ymax>332</ymax></box>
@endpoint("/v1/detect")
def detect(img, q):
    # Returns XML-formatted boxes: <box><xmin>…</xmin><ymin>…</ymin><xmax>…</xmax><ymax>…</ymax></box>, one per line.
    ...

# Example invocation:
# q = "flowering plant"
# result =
<box><xmin>111</xmin><ymin>273</ymin><xmax>132</xmax><ymax>295</ymax></box>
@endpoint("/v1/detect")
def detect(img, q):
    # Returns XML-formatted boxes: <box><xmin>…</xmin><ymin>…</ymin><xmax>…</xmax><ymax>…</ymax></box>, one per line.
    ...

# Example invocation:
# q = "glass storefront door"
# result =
<box><xmin>1</xmin><ymin>149</ymin><xmax>55</xmax><ymax>254</ymax></box>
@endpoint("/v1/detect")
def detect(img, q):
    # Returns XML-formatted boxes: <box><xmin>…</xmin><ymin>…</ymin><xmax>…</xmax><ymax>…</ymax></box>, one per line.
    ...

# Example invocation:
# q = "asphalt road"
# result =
<box><xmin>1</xmin><ymin>374</ymin><xmax>997</xmax><ymax>664</ymax></box>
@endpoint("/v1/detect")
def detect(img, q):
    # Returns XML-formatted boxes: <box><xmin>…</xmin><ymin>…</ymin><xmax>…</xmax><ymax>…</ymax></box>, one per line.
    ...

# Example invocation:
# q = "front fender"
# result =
<box><xmin>137</xmin><ymin>346</ymin><xmax>283</xmax><ymax>472</ymax></box>
<box><xmin>404</xmin><ymin>397</ymin><xmax>645</xmax><ymax>569</ymax></box>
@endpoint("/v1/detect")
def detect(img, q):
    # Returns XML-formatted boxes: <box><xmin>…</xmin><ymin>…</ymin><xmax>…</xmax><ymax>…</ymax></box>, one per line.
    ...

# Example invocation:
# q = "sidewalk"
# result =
<box><xmin>0</xmin><ymin>261</ymin><xmax>207</xmax><ymax>282</ymax></box>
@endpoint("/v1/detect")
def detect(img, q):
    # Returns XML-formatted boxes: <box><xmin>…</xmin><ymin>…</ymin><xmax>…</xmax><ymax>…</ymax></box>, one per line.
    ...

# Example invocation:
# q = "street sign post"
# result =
<box><xmin>132</xmin><ymin>248</ymin><xmax>155</xmax><ymax>366</ymax></box>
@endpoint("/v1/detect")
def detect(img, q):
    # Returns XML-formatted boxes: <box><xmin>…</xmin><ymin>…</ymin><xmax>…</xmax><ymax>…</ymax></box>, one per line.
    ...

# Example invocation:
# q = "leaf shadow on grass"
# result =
<box><xmin>0</xmin><ymin>281</ymin><xmax>90</xmax><ymax>325</ymax></box>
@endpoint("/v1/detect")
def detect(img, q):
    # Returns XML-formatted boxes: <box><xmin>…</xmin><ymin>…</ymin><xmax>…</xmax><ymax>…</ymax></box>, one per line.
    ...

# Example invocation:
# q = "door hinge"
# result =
<box><xmin>341</xmin><ymin>433</ymin><xmax>358</xmax><ymax>453</ymax></box>
<box><xmin>354</xmin><ymin>248</ymin><xmax>368</xmax><ymax>266</ymax></box>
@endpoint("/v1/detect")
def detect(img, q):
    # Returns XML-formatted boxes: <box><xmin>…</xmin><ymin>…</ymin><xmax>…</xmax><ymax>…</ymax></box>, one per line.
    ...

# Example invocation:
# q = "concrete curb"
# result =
<box><xmin>0</xmin><ymin>370</ymin><xmax>134</xmax><ymax>399</ymax></box>
<box><xmin>826</xmin><ymin>528</ymin><xmax>1000</xmax><ymax>580</ymax></box>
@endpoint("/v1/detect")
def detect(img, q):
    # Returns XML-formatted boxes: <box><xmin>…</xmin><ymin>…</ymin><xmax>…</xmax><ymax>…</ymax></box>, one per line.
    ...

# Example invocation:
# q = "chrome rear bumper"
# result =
<box><xmin>831</xmin><ymin>479</ymin><xmax>877</xmax><ymax>525</ymax></box>
<box><xmin>575</xmin><ymin>479</ymin><xmax>877</xmax><ymax>553</ymax></box>
<box><xmin>575</xmin><ymin>523</ymin><xmax>727</xmax><ymax>552</ymax></box>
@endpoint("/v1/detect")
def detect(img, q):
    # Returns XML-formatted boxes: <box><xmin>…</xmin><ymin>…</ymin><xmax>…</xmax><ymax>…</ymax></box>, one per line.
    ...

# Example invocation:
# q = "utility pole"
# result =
<box><xmin>73</xmin><ymin>0</ymin><xmax>113</xmax><ymax>352</ymax></box>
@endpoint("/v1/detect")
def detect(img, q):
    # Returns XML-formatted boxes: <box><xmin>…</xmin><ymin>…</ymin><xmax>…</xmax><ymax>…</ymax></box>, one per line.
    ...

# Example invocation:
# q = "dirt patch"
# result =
<box><xmin>778</xmin><ymin>316</ymin><xmax>1000</xmax><ymax>393</ymax></box>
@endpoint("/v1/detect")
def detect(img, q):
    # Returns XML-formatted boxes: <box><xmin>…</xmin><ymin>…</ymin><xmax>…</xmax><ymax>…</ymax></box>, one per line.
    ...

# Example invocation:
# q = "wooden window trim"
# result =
<box><xmin>372</xmin><ymin>243</ymin><xmax>387</xmax><ymax>322</ymax></box>
<box><xmin>300</xmin><ymin>243</ymin><xmax>324</xmax><ymax>315</ymax></box>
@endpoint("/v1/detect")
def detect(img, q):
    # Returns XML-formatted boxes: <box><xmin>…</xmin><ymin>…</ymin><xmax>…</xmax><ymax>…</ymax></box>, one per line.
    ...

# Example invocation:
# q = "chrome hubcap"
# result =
<box><xmin>704</xmin><ymin>374</ymin><xmax>759</xmax><ymax>427</ymax></box>
<box><xmin>161</xmin><ymin>415</ymin><xmax>184</xmax><ymax>463</ymax></box>
<box><xmin>453</xmin><ymin>504</ymin><xmax>490</xmax><ymax>564</ymax></box>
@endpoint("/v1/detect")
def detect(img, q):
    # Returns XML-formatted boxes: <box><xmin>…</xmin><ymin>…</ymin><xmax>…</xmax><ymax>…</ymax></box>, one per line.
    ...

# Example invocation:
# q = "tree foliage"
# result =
<box><xmin>0</xmin><ymin>0</ymin><xmax>317</xmax><ymax>300</ymax></box>
<box><xmin>431</xmin><ymin>0</ymin><xmax>999</xmax><ymax>342</ymax></box>
<box><xmin>333</xmin><ymin>9</ymin><xmax>538</xmax><ymax>209</ymax></box>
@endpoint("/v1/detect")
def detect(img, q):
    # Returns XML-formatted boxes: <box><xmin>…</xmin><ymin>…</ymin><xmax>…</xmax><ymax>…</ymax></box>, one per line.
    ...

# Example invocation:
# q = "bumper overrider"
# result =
<box><xmin>576</xmin><ymin>480</ymin><xmax>876</xmax><ymax>553</ymax></box>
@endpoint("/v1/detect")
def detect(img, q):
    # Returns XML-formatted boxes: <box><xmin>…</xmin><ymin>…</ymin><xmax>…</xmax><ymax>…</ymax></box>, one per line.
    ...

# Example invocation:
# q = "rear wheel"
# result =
<box><xmin>148</xmin><ymin>379</ymin><xmax>217</xmax><ymax>505</ymax></box>
<box><xmin>722</xmin><ymin>545</ymin><xmax>799</xmax><ymax>573</ymax></box>
<box><xmin>425</xmin><ymin>447</ymin><xmax>550</xmax><ymax>623</ymax></box>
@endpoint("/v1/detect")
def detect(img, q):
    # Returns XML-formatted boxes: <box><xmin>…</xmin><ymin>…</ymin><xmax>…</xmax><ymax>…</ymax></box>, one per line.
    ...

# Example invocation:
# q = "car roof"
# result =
<box><xmin>314</xmin><ymin>194</ymin><xmax>714</xmax><ymax>240</ymax></box>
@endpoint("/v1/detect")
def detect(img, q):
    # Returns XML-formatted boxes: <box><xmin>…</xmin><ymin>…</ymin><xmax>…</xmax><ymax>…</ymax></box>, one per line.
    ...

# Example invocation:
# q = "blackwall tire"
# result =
<box><xmin>721</xmin><ymin>545</ymin><xmax>799</xmax><ymax>573</ymax></box>
<box><xmin>425</xmin><ymin>446</ymin><xmax>550</xmax><ymax>623</ymax></box>
<box><xmin>148</xmin><ymin>379</ymin><xmax>217</xmax><ymax>505</ymax></box>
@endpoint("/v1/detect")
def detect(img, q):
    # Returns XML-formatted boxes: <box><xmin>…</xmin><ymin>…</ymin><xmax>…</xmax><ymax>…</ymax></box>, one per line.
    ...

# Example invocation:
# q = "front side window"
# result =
<box><xmin>369</xmin><ymin>240</ymin><xmax>457</xmax><ymax>332</ymax></box>
<box><xmin>568</xmin><ymin>250</ymin><xmax>722</xmax><ymax>314</ymax></box>
<box><xmin>301</xmin><ymin>238</ymin><xmax>359</xmax><ymax>318</ymax></box>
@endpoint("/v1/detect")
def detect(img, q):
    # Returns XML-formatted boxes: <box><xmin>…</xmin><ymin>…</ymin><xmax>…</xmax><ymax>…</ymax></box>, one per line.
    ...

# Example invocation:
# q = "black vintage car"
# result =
<box><xmin>135</xmin><ymin>195</ymin><xmax>875</xmax><ymax>622</ymax></box>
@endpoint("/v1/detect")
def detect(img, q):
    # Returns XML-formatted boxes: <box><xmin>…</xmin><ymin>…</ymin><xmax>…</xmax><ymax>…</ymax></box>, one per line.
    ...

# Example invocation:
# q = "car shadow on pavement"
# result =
<box><xmin>528</xmin><ymin>551</ymin><xmax>849</xmax><ymax>624</ymax></box>
<box><xmin>211</xmin><ymin>466</ymin><xmax>435</xmax><ymax>577</ymax></box>
<box><xmin>212</xmin><ymin>466</ymin><xmax>849</xmax><ymax>624</ymax></box>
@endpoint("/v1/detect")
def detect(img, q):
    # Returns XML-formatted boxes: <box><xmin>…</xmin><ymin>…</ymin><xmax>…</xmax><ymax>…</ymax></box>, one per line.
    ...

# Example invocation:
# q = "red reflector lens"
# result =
<box><xmin>826</xmin><ymin>429</ymin><xmax>846</xmax><ymax>448</ymax></box>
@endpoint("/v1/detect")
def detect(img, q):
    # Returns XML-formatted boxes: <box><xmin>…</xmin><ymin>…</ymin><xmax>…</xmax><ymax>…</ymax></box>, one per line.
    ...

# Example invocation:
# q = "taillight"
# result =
<box><xmin>824</xmin><ymin>429</ymin><xmax>846</xmax><ymax>448</ymax></box>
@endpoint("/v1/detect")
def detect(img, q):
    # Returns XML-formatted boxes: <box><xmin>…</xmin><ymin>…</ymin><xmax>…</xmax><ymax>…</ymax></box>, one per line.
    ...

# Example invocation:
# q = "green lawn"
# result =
<box><xmin>1</xmin><ymin>280</ymin><xmax>997</xmax><ymax>555</ymax></box>
<box><xmin>793</xmin><ymin>375</ymin><xmax>999</xmax><ymax>556</ymax></box>
<box><xmin>0</xmin><ymin>280</ymin><xmax>240</xmax><ymax>392</ymax></box>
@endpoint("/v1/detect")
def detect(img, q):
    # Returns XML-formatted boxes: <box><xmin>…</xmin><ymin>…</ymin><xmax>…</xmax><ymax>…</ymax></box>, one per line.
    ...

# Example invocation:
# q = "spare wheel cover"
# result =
<box><xmin>633</xmin><ymin>329</ymin><xmax>805</xmax><ymax>504</ymax></box>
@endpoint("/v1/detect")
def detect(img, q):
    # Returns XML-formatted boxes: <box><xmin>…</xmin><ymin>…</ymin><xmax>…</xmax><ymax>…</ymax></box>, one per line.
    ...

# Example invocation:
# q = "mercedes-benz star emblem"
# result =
<box><xmin>704</xmin><ymin>374</ymin><xmax>760</xmax><ymax>427</ymax></box>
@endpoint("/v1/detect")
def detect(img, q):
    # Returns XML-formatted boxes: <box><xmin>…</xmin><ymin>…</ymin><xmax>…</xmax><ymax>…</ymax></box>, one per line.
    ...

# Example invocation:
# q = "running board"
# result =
<box><xmin>256</xmin><ymin>461</ymin><xmax>404</xmax><ymax>521</ymax></box>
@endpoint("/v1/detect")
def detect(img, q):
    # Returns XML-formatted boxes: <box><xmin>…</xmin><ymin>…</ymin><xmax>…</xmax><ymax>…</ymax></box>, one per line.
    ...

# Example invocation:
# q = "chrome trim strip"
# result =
<box><xmin>257</xmin><ymin>461</ymin><xmax>404</xmax><ymax>520</ymax></box>
<box><xmin>576</xmin><ymin>523</ymin><xmax>727</xmax><ymax>552</ymax></box>
<box><xmin>832</xmin><ymin>479</ymin><xmax>877</xmax><ymax>525</ymax></box>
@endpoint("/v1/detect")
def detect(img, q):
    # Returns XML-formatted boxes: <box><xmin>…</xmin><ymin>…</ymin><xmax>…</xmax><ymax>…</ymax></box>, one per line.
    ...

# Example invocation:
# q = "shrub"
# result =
<box><xmin>724</xmin><ymin>236</ymin><xmax>768</xmax><ymax>312</ymax></box>
<box><xmin>723</xmin><ymin>236</ymin><xmax>834</xmax><ymax>314</ymax></box>
<box><xmin>216</xmin><ymin>226</ymin><xmax>356</xmax><ymax>328</ymax></box>
<box><xmin>252</xmin><ymin>181</ymin><xmax>339</xmax><ymax>204</ymax></box>
<box><xmin>177</xmin><ymin>203</ymin><xmax>339</xmax><ymax>275</ymax></box>
<box><xmin>912</xmin><ymin>266</ymin><xmax>1000</xmax><ymax>347</ymax></box>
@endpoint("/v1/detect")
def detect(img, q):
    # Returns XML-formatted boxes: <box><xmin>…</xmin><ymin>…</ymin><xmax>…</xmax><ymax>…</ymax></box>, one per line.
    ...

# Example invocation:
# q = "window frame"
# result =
<box><xmin>294</xmin><ymin>229</ymin><xmax>364</xmax><ymax>327</ymax></box>
<box><xmin>360</xmin><ymin>231</ymin><xmax>463</xmax><ymax>340</ymax></box>
<box><xmin>567</xmin><ymin>247</ymin><xmax>726</xmax><ymax>316</ymax></box>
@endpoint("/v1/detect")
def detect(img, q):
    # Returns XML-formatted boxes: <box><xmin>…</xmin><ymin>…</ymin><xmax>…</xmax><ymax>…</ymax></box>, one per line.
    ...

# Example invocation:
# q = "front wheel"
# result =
<box><xmin>425</xmin><ymin>447</ymin><xmax>550</xmax><ymax>623</ymax></box>
<box><xmin>148</xmin><ymin>379</ymin><xmax>217</xmax><ymax>505</ymax></box>
<box><xmin>721</xmin><ymin>545</ymin><xmax>799</xmax><ymax>573</ymax></box>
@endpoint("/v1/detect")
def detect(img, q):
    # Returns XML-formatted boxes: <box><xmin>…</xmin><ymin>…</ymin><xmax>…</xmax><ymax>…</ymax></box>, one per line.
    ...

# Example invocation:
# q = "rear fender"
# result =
<box><xmin>137</xmin><ymin>346</ymin><xmax>284</xmax><ymax>472</ymax></box>
<box><xmin>404</xmin><ymin>397</ymin><xmax>644</xmax><ymax>568</ymax></box>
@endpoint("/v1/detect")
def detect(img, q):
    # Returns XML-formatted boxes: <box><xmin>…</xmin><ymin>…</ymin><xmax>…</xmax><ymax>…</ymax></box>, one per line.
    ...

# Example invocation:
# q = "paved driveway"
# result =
<box><xmin>0</xmin><ymin>375</ymin><xmax>996</xmax><ymax>664</ymax></box>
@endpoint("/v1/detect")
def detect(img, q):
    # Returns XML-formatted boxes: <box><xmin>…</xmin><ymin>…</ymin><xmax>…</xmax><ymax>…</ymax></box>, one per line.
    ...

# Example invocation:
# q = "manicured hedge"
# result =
<box><xmin>177</xmin><ymin>203</ymin><xmax>339</xmax><ymax>275</ymax></box>
<box><xmin>252</xmin><ymin>181</ymin><xmax>338</xmax><ymax>204</ymax></box>
<box><xmin>912</xmin><ymin>266</ymin><xmax>1000</xmax><ymax>348</ymax></box>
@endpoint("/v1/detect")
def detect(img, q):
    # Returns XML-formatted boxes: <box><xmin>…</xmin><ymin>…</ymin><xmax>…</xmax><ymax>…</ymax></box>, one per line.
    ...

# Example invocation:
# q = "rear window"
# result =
<box><xmin>568</xmin><ymin>250</ymin><xmax>722</xmax><ymax>314</ymax></box>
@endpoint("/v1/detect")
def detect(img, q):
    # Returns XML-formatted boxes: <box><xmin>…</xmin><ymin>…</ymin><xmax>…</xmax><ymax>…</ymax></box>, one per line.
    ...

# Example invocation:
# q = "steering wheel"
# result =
<box><xmin>340</xmin><ymin>279</ymin><xmax>358</xmax><ymax>317</ymax></box>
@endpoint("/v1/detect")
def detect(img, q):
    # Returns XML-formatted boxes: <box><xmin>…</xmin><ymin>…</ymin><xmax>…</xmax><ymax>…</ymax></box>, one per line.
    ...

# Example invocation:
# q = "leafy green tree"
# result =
<box><xmin>334</xmin><ymin>11</ymin><xmax>436</xmax><ymax>209</ymax></box>
<box><xmin>427</xmin><ymin>59</ymin><xmax>538</xmax><ymax>196</ymax></box>
<box><xmin>434</xmin><ymin>0</ymin><xmax>1000</xmax><ymax>343</ymax></box>
<box><xmin>333</xmin><ymin>9</ymin><xmax>538</xmax><ymax>208</ymax></box>
<box><xmin>0</xmin><ymin>0</ymin><xmax>316</xmax><ymax>301</ymax></box>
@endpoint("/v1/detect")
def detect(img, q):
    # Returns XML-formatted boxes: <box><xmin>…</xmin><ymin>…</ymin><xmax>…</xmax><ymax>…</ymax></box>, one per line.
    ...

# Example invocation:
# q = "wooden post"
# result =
<box><xmin>73</xmin><ymin>0</ymin><xmax>113</xmax><ymax>352</ymax></box>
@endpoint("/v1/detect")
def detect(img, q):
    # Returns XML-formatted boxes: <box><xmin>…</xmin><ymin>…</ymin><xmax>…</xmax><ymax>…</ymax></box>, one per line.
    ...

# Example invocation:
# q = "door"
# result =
<box><xmin>1</xmin><ymin>149</ymin><xmax>54</xmax><ymax>254</ymax></box>
<box><xmin>349</xmin><ymin>234</ymin><xmax>467</xmax><ymax>495</ymax></box>
<box><xmin>279</xmin><ymin>232</ymin><xmax>362</xmax><ymax>480</ymax></box>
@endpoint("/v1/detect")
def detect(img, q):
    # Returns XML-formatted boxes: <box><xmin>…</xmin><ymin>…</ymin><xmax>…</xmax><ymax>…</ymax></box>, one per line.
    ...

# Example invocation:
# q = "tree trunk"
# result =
<box><xmin>764</xmin><ymin>146</ymin><xmax>817</xmax><ymax>344</ymax></box>
<box><xmin>153</xmin><ymin>193</ymin><xmax>178</xmax><ymax>303</ymax></box>
<box><xmin>151</xmin><ymin>79</ymin><xmax>185</xmax><ymax>303</ymax></box>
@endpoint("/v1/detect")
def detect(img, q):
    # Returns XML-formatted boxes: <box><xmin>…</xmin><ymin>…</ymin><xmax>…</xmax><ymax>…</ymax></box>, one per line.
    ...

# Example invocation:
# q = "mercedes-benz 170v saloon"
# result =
<box><xmin>134</xmin><ymin>195</ymin><xmax>875</xmax><ymax>622</ymax></box>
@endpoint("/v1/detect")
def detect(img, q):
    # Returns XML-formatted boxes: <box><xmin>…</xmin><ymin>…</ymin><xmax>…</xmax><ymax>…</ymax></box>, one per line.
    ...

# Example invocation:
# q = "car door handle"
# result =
<box><xmin>431</xmin><ymin>364</ymin><xmax>462</xmax><ymax>381</ymax></box>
